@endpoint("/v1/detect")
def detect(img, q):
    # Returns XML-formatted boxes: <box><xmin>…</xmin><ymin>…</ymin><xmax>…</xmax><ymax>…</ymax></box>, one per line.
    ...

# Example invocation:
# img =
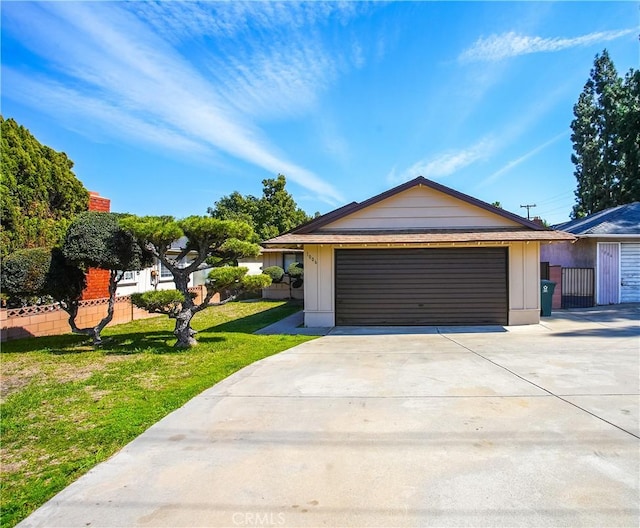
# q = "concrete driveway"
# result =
<box><xmin>19</xmin><ymin>306</ymin><xmax>639</xmax><ymax>527</ymax></box>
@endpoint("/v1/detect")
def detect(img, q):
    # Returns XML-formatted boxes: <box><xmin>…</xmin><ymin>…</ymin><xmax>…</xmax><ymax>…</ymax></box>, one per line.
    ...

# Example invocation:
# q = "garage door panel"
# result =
<box><xmin>621</xmin><ymin>243</ymin><xmax>640</xmax><ymax>303</ymax></box>
<box><xmin>337</xmin><ymin>280</ymin><xmax>506</xmax><ymax>290</ymax></box>
<box><xmin>335</xmin><ymin>248</ymin><xmax>508</xmax><ymax>325</ymax></box>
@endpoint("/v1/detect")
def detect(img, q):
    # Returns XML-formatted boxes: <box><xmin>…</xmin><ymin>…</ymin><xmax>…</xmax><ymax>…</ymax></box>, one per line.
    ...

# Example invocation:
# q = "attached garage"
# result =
<box><xmin>335</xmin><ymin>248</ymin><xmax>508</xmax><ymax>325</ymax></box>
<box><xmin>264</xmin><ymin>176</ymin><xmax>575</xmax><ymax>327</ymax></box>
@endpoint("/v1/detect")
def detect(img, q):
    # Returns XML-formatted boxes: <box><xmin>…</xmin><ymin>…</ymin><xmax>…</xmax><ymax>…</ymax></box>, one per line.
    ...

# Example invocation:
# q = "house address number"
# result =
<box><xmin>307</xmin><ymin>253</ymin><xmax>317</xmax><ymax>265</ymax></box>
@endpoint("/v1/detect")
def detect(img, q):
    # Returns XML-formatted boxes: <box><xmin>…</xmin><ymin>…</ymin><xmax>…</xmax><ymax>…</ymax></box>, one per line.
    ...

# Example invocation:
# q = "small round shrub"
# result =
<box><xmin>263</xmin><ymin>266</ymin><xmax>285</xmax><ymax>283</ymax></box>
<box><xmin>131</xmin><ymin>290</ymin><xmax>185</xmax><ymax>313</ymax></box>
<box><xmin>287</xmin><ymin>262</ymin><xmax>303</xmax><ymax>278</ymax></box>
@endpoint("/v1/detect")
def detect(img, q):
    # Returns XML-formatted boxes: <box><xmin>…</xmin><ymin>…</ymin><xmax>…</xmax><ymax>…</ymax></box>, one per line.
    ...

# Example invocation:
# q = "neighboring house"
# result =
<box><xmin>541</xmin><ymin>202</ymin><xmax>640</xmax><ymax>305</ymax></box>
<box><xmin>116</xmin><ymin>237</ymin><xmax>197</xmax><ymax>296</ymax></box>
<box><xmin>263</xmin><ymin>176</ymin><xmax>574</xmax><ymax>328</ymax></box>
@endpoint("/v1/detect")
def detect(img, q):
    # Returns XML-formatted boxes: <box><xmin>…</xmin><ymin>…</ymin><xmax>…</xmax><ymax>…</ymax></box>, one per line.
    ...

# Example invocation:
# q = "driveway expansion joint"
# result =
<box><xmin>439</xmin><ymin>332</ymin><xmax>640</xmax><ymax>440</ymax></box>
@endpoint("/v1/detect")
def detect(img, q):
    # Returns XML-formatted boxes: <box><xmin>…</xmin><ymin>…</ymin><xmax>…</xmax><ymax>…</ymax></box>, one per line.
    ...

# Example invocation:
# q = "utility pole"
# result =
<box><xmin>520</xmin><ymin>204</ymin><xmax>536</xmax><ymax>220</ymax></box>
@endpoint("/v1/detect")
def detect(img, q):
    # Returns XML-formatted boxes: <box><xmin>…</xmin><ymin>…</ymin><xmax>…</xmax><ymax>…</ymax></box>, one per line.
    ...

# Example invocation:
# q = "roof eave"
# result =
<box><xmin>575</xmin><ymin>233</ymin><xmax>640</xmax><ymax>239</ymax></box>
<box><xmin>263</xmin><ymin>232</ymin><xmax>575</xmax><ymax>246</ymax></box>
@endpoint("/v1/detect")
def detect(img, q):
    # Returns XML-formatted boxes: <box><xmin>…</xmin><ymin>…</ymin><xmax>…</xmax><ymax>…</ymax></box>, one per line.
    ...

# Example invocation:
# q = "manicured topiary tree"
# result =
<box><xmin>260</xmin><ymin>262</ymin><xmax>303</xmax><ymax>299</ymax></box>
<box><xmin>287</xmin><ymin>261</ymin><xmax>304</xmax><ymax>288</ymax></box>
<box><xmin>262</xmin><ymin>266</ymin><xmax>285</xmax><ymax>284</ymax></box>
<box><xmin>62</xmin><ymin>212</ymin><xmax>153</xmax><ymax>345</ymax></box>
<box><xmin>1</xmin><ymin>247</ymin><xmax>86</xmax><ymax>314</ymax></box>
<box><xmin>122</xmin><ymin>215</ymin><xmax>271</xmax><ymax>348</ymax></box>
<box><xmin>130</xmin><ymin>290</ymin><xmax>190</xmax><ymax>319</ymax></box>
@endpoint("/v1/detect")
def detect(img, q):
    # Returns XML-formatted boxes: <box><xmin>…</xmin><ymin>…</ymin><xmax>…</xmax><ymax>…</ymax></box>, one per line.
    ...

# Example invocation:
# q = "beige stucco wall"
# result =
<box><xmin>303</xmin><ymin>242</ymin><xmax>541</xmax><ymax>327</ymax></box>
<box><xmin>322</xmin><ymin>186</ymin><xmax>522</xmax><ymax>231</ymax></box>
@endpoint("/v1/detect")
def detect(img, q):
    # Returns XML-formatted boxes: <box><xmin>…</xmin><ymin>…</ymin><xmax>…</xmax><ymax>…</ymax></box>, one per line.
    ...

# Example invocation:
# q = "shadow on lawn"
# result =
<box><xmin>1</xmin><ymin>301</ymin><xmax>301</xmax><ymax>355</ymax></box>
<box><xmin>0</xmin><ymin>329</ymin><xmax>188</xmax><ymax>355</ymax></box>
<box><xmin>201</xmin><ymin>302</ymin><xmax>302</xmax><ymax>334</ymax></box>
<box><xmin>100</xmin><ymin>332</ymin><xmax>226</xmax><ymax>355</ymax></box>
<box><xmin>0</xmin><ymin>333</ymin><xmax>91</xmax><ymax>354</ymax></box>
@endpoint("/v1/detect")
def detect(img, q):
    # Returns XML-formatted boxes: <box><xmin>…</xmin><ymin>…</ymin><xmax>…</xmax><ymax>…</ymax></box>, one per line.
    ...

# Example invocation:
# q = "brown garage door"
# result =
<box><xmin>335</xmin><ymin>248</ymin><xmax>508</xmax><ymax>325</ymax></box>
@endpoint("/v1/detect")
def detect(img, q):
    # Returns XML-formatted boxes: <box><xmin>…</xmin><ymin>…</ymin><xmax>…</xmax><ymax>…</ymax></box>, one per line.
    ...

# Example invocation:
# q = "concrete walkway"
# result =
<box><xmin>18</xmin><ymin>306</ymin><xmax>639</xmax><ymax>528</ymax></box>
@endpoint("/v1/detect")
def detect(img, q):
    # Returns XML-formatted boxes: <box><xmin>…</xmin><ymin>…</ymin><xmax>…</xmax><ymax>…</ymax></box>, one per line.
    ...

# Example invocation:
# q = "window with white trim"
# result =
<box><xmin>118</xmin><ymin>270</ymin><xmax>137</xmax><ymax>283</ymax></box>
<box><xmin>159</xmin><ymin>261</ymin><xmax>173</xmax><ymax>280</ymax></box>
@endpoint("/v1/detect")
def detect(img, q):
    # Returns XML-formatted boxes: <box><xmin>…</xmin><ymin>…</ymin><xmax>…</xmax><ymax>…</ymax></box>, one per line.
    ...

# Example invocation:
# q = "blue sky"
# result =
<box><xmin>2</xmin><ymin>1</ymin><xmax>638</xmax><ymax>225</ymax></box>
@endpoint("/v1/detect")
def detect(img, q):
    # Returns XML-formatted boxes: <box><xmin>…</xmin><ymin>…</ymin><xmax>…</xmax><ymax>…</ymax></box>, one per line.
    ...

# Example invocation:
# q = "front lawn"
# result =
<box><xmin>0</xmin><ymin>300</ymin><xmax>313</xmax><ymax>528</ymax></box>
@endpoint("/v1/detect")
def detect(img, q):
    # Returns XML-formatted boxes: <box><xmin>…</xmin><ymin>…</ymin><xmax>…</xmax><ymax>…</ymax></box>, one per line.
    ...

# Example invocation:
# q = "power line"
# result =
<box><xmin>520</xmin><ymin>203</ymin><xmax>537</xmax><ymax>220</ymax></box>
<box><xmin>535</xmin><ymin>190</ymin><xmax>574</xmax><ymax>206</ymax></box>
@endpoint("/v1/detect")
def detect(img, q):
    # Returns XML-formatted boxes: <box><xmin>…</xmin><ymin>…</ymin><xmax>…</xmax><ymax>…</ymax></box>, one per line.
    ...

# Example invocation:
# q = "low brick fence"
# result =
<box><xmin>1</xmin><ymin>285</ymin><xmax>213</xmax><ymax>342</ymax></box>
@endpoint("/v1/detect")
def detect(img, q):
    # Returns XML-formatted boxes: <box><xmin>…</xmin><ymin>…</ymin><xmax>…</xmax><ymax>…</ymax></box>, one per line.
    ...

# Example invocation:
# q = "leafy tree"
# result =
<box><xmin>61</xmin><ymin>212</ymin><xmax>153</xmax><ymax>345</ymax></box>
<box><xmin>1</xmin><ymin>247</ymin><xmax>86</xmax><ymax>314</ymax></box>
<box><xmin>0</xmin><ymin>116</ymin><xmax>89</xmax><ymax>256</ymax></box>
<box><xmin>1</xmin><ymin>247</ymin><xmax>57</xmax><ymax>307</ymax></box>
<box><xmin>571</xmin><ymin>50</ymin><xmax>640</xmax><ymax>218</ymax></box>
<box><xmin>208</xmin><ymin>174</ymin><xmax>315</xmax><ymax>241</ymax></box>
<box><xmin>122</xmin><ymin>215</ymin><xmax>271</xmax><ymax>347</ymax></box>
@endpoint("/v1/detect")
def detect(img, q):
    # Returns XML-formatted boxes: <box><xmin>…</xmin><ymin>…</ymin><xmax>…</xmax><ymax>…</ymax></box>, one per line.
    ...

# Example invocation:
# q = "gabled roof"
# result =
<box><xmin>293</xmin><ymin>176</ymin><xmax>546</xmax><ymax>234</ymax></box>
<box><xmin>263</xmin><ymin>176</ymin><xmax>575</xmax><ymax>246</ymax></box>
<box><xmin>555</xmin><ymin>202</ymin><xmax>640</xmax><ymax>236</ymax></box>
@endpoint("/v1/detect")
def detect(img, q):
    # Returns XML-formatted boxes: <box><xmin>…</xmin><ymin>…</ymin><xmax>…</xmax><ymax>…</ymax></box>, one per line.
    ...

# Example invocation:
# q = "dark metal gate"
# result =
<box><xmin>561</xmin><ymin>268</ymin><xmax>595</xmax><ymax>308</ymax></box>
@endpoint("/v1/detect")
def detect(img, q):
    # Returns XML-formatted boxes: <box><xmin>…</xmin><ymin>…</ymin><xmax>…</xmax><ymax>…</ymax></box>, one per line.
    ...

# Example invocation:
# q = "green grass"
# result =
<box><xmin>0</xmin><ymin>300</ymin><xmax>314</xmax><ymax>528</ymax></box>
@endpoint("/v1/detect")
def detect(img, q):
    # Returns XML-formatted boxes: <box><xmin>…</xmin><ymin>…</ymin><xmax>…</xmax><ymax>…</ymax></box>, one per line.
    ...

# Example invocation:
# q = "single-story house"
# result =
<box><xmin>541</xmin><ymin>202</ymin><xmax>640</xmax><ymax>305</ymax></box>
<box><xmin>263</xmin><ymin>176</ymin><xmax>574</xmax><ymax>327</ymax></box>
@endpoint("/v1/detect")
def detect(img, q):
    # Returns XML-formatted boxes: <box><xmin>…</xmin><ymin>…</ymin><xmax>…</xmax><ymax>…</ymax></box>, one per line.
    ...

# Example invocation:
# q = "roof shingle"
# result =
<box><xmin>554</xmin><ymin>202</ymin><xmax>640</xmax><ymax>235</ymax></box>
<box><xmin>264</xmin><ymin>229</ymin><xmax>574</xmax><ymax>246</ymax></box>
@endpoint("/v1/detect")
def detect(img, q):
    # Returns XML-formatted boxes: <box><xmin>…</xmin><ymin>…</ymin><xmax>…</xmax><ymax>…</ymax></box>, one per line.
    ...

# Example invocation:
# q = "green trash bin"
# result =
<box><xmin>540</xmin><ymin>279</ymin><xmax>556</xmax><ymax>317</ymax></box>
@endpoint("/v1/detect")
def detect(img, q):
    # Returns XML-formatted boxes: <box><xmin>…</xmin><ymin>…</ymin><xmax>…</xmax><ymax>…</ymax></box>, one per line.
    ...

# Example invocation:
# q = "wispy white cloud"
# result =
<box><xmin>2</xmin><ymin>1</ymin><xmax>350</xmax><ymax>205</ymax></box>
<box><xmin>479</xmin><ymin>131</ymin><xmax>569</xmax><ymax>187</ymax></box>
<box><xmin>460</xmin><ymin>28</ymin><xmax>635</xmax><ymax>62</ymax></box>
<box><xmin>207</xmin><ymin>37</ymin><xmax>339</xmax><ymax>121</ymax></box>
<box><xmin>2</xmin><ymin>69</ymin><xmax>213</xmax><ymax>156</ymax></box>
<box><xmin>127</xmin><ymin>2</ymin><xmax>361</xmax><ymax>43</ymax></box>
<box><xmin>387</xmin><ymin>137</ymin><xmax>496</xmax><ymax>184</ymax></box>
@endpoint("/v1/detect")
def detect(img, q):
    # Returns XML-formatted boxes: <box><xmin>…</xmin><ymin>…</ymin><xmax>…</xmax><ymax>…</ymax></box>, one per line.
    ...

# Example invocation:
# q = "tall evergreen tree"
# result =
<box><xmin>618</xmin><ymin>69</ymin><xmax>640</xmax><ymax>203</ymax></box>
<box><xmin>0</xmin><ymin>116</ymin><xmax>89</xmax><ymax>255</ymax></box>
<box><xmin>570</xmin><ymin>50</ymin><xmax>640</xmax><ymax>218</ymax></box>
<box><xmin>571</xmin><ymin>82</ymin><xmax>601</xmax><ymax>218</ymax></box>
